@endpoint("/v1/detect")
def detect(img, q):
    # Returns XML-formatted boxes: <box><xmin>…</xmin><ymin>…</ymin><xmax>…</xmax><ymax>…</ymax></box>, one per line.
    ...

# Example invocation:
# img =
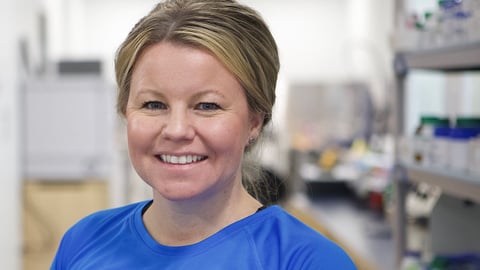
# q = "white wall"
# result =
<box><xmin>1</xmin><ymin>1</ymin><xmax>22</xmax><ymax>269</ymax></box>
<box><xmin>44</xmin><ymin>0</ymin><xmax>159</xmax><ymax>81</ymax></box>
<box><xmin>1</xmin><ymin>0</ymin><xmax>47</xmax><ymax>267</ymax></box>
<box><xmin>39</xmin><ymin>0</ymin><xmax>399</xmax><ymax>120</ymax></box>
<box><xmin>43</xmin><ymin>0</ymin><xmax>361</xmax><ymax>83</ymax></box>
<box><xmin>43</xmin><ymin>0</ymin><xmax>395</xmax><ymax>106</ymax></box>
<box><xmin>346</xmin><ymin>0</ymin><xmax>394</xmax><ymax>110</ymax></box>
<box><xmin>242</xmin><ymin>0</ymin><xmax>351</xmax><ymax>82</ymax></box>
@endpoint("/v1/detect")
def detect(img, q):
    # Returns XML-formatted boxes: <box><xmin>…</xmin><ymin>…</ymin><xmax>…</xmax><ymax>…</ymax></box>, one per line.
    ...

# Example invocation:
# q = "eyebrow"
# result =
<box><xmin>191</xmin><ymin>89</ymin><xmax>226</xmax><ymax>100</ymax></box>
<box><xmin>133</xmin><ymin>88</ymin><xmax>226</xmax><ymax>101</ymax></box>
<box><xmin>134</xmin><ymin>88</ymin><xmax>164</xmax><ymax>97</ymax></box>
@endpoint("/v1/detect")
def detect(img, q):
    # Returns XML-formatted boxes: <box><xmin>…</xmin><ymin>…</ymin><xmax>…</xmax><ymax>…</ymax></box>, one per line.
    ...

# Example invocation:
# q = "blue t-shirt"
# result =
<box><xmin>51</xmin><ymin>201</ymin><xmax>357</xmax><ymax>269</ymax></box>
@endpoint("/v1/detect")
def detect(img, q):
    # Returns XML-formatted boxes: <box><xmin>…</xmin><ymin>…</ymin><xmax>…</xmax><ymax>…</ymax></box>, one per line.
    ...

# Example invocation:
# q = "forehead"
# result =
<box><xmin>130</xmin><ymin>42</ymin><xmax>247</xmax><ymax>100</ymax></box>
<box><xmin>134</xmin><ymin>42</ymin><xmax>223</xmax><ymax>75</ymax></box>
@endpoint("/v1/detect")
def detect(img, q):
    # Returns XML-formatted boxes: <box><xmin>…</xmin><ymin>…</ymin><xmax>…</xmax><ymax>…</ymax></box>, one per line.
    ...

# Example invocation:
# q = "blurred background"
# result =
<box><xmin>1</xmin><ymin>0</ymin><xmax>480</xmax><ymax>269</ymax></box>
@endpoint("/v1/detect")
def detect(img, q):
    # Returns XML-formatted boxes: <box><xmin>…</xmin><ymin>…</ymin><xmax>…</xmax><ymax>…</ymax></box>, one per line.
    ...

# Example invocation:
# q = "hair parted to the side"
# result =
<box><xmin>115</xmin><ymin>0</ymin><xmax>280</xmax><ymax>204</ymax></box>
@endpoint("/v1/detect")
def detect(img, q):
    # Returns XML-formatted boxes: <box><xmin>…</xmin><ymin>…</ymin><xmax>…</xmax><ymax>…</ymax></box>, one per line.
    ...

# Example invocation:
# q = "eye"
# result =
<box><xmin>142</xmin><ymin>101</ymin><xmax>166</xmax><ymax>110</ymax></box>
<box><xmin>196</xmin><ymin>102</ymin><xmax>220</xmax><ymax>111</ymax></box>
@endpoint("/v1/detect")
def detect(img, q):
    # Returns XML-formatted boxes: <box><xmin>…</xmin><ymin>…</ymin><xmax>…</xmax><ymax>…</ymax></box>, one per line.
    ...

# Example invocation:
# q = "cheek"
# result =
<box><xmin>201</xmin><ymin>118</ymin><xmax>249</xmax><ymax>152</ymax></box>
<box><xmin>127</xmin><ymin>116</ymin><xmax>157</xmax><ymax>152</ymax></box>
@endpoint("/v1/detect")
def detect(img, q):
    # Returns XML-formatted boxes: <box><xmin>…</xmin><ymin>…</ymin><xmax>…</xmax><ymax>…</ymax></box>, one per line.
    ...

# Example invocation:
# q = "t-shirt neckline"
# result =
<box><xmin>132</xmin><ymin>200</ymin><xmax>277</xmax><ymax>256</ymax></box>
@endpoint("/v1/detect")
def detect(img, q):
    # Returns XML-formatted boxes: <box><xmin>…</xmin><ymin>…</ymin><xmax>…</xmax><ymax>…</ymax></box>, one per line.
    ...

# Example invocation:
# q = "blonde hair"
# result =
<box><xmin>115</xmin><ymin>0</ymin><xmax>280</xmax><ymax>203</ymax></box>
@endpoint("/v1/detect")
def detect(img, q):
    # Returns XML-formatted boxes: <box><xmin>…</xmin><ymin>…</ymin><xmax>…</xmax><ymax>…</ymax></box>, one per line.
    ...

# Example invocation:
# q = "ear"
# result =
<box><xmin>248</xmin><ymin>111</ymin><xmax>264</xmax><ymax>140</ymax></box>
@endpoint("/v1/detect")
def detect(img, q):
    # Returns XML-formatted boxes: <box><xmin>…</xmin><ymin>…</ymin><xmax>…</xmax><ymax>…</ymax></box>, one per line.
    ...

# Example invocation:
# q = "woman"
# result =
<box><xmin>51</xmin><ymin>0</ymin><xmax>357</xmax><ymax>269</ymax></box>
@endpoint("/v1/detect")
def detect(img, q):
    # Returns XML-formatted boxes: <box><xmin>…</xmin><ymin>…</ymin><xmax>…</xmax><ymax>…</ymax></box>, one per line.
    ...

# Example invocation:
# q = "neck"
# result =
<box><xmin>143</xmin><ymin>184</ymin><xmax>262</xmax><ymax>246</ymax></box>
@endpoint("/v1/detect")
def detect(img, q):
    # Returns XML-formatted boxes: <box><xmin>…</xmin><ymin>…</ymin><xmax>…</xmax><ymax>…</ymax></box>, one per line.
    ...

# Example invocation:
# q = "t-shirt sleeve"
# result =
<box><xmin>298</xmin><ymin>240</ymin><xmax>358</xmax><ymax>270</ymax></box>
<box><xmin>50</xmin><ymin>228</ymin><xmax>74</xmax><ymax>270</ymax></box>
<box><xmin>279</xmin><ymin>209</ymin><xmax>358</xmax><ymax>270</ymax></box>
<box><xmin>49</xmin><ymin>213</ymin><xmax>96</xmax><ymax>270</ymax></box>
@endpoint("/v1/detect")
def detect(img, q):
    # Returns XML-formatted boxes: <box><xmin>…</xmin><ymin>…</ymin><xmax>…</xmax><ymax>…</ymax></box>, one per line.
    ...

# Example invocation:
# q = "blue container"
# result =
<box><xmin>434</xmin><ymin>126</ymin><xmax>451</xmax><ymax>138</ymax></box>
<box><xmin>449</xmin><ymin>127</ymin><xmax>479</xmax><ymax>141</ymax></box>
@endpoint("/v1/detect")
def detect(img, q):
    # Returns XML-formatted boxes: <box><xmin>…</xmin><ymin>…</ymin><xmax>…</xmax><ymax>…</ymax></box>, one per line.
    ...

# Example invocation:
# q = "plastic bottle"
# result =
<box><xmin>413</xmin><ymin>116</ymin><xmax>450</xmax><ymax>166</ymax></box>
<box><xmin>431</xmin><ymin>126</ymin><xmax>451</xmax><ymax>168</ymax></box>
<box><xmin>464</xmin><ymin>0</ymin><xmax>480</xmax><ymax>42</ymax></box>
<box><xmin>448</xmin><ymin>127</ymin><xmax>479</xmax><ymax>172</ymax></box>
<box><xmin>438</xmin><ymin>0</ymin><xmax>471</xmax><ymax>46</ymax></box>
<box><xmin>456</xmin><ymin>117</ymin><xmax>480</xmax><ymax>176</ymax></box>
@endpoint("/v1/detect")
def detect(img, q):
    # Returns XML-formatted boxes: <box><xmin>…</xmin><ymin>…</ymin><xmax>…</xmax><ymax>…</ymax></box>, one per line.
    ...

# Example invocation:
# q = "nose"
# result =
<box><xmin>161</xmin><ymin>108</ymin><xmax>194</xmax><ymax>141</ymax></box>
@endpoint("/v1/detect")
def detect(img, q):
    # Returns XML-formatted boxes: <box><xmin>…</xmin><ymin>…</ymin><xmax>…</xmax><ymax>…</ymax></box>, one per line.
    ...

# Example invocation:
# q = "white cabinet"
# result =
<box><xmin>23</xmin><ymin>77</ymin><xmax>115</xmax><ymax>180</ymax></box>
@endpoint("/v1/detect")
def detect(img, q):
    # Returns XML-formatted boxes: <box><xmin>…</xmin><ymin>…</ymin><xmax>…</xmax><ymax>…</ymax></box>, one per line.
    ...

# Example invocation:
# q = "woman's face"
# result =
<box><xmin>126</xmin><ymin>42</ymin><xmax>262</xmax><ymax>202</ymax></box>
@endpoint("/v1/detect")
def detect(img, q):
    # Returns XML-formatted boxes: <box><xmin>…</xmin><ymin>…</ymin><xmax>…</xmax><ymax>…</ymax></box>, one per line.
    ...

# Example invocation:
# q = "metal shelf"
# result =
<box><xmin>405</xmin><ymin>164</ymin><xmax>480</xmax><ymax>204</ymax></box>
<box><xmin>395</xmin><ymin>42</ymin><xmax>480</xmax><ymax>73</ymax></box>
<box><xmin>392</xmin><ymin>40</ymin><xmax>480</xmax><ymax>266</ymax></box>
<box><xmin>396</xmin><ymin>41</ymin><xmax>480</xmax><ymax>203</ymax></box>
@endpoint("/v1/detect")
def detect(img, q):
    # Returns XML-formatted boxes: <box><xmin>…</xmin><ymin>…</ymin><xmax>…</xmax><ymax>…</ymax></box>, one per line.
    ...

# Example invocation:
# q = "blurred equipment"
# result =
<box><xmin>23</xmin><ymin>60</ymin><xmax>115</xmax><ymax>181</ymax></box>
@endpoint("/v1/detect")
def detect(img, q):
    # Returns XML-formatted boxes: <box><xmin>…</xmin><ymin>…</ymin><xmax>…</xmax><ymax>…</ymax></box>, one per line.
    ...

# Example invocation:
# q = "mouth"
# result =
<box><xmin>156</xmin><ymin>154</ymin><xmax>208</xmax><ymax>165</ymax></box>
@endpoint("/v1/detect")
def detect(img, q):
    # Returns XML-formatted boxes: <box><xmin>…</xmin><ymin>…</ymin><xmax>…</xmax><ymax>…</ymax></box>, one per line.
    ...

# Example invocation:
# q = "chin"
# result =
<box><xmin>152</xmin><ymin>184</ymin><xmax>211</xmax><ymax>202</ymax></box>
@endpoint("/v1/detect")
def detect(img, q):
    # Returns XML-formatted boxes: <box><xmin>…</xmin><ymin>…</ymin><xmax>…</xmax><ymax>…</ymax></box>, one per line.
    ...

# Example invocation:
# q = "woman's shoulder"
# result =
<box><xmin>65</xmin><ymin>200</ymin><xmax>150</xmax><ymax>239</ymax></box>
<box><xmin>252</xmin><ymin>206</ymin><xmax>327</xmax><ymax>241</ymax></box>
<box><xmin>51</xmin><ymin>201</ymin><xmax>152</xmax><ymax>269</ymax></box>
<box><xmin>247</xmin><ymin>205</ymin><xmax>357</xmax><ymax>269</ymax></box>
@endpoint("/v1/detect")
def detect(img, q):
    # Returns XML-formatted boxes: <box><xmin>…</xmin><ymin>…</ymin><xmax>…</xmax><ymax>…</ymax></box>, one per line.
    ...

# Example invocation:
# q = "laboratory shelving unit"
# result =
<box><xmin>392</xmin><ymin>41</ymin><xmax>480</xmax><ymax>265</ymax></box>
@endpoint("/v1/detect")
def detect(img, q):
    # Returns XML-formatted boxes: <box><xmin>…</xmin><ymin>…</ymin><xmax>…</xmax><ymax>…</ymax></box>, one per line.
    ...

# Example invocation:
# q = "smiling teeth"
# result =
<box><xmin>160</xmin><ymin>155</ymin><xmax>206</xmax><ymax>164</ymax></box>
